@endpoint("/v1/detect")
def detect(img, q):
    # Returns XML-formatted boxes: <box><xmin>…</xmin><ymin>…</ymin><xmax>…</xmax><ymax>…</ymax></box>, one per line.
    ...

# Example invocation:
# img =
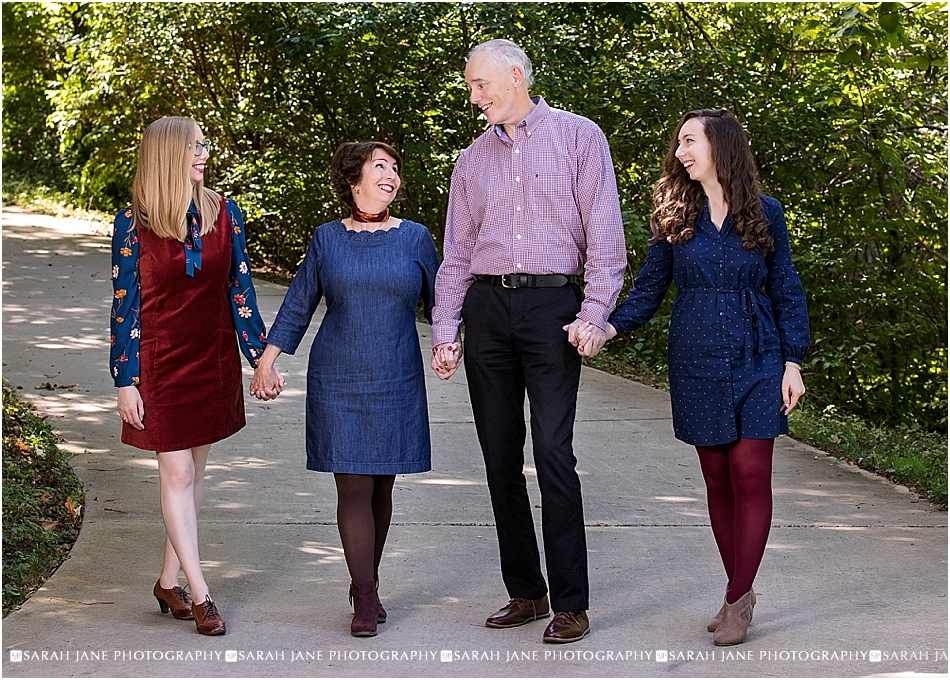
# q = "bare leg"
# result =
<box><xmin>157</xmin><ymin>445</ymin><xmax>212</xmax><ymax>601</ymax></box>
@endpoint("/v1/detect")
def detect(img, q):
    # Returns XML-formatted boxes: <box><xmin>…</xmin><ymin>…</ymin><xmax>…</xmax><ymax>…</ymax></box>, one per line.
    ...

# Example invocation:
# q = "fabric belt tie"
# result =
<box><xmin>475</xmin><ymin>274</ymin><xmax>577</xmax><ymax>289</ymax></box>
<box><xmin>678</xmin><ymin>288</ymin><xmax>766</xmax><ymax>358</ymax></box>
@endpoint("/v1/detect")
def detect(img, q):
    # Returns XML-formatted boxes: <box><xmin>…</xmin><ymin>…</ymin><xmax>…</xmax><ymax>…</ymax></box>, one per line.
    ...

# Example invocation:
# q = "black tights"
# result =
<box><xmin>334</xmin><ymin>474</ymin><xmax>395</xmax><ymax>583</ymax></box>
<box><xmin>696</xmin><ymin>438</ymin><xmax>774</xmax><ymax>604</ymax></box>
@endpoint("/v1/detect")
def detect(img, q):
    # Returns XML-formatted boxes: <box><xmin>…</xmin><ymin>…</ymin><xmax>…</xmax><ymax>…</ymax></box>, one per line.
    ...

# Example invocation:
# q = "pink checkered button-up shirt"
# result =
<box><xmin>431</xmin><ymin>97</ymin><xmax>627</xmax><ymax>346</ymax></box>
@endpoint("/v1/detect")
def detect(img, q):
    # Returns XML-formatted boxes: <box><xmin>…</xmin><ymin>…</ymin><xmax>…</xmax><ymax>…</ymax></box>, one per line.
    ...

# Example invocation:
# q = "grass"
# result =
<box><xmin>2</xmin><ymin>380</ymin><xmax>85</xmax><ymax>616</ymax></box>
<box><xmin>788</xmin><ymin>405</ymin><xmax>948</xmax><ymax>507</ymax></box>
<box><xmin>1</xmin><ymin>179</ymin><xmax>108</xmax><ymax>224</ymax></box>
<box><xmin>585</xmin><ymin>354</ymin><xmax>948</xmax><ymax>508</ymax></box>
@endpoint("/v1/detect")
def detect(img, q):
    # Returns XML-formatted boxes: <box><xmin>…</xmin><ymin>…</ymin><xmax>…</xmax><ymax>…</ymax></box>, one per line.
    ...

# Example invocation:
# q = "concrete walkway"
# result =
<box><xmin>1</xmin><ymin>205</ymin><xmax>947</xmax><ymax>678</ymax></box>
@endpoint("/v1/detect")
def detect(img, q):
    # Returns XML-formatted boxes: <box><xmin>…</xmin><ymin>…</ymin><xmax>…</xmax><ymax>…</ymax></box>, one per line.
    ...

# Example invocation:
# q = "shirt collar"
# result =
<box><xmin>492</xmin><ymin>95</ymin><xmax>550</xmax><ymax>142</ymax></box>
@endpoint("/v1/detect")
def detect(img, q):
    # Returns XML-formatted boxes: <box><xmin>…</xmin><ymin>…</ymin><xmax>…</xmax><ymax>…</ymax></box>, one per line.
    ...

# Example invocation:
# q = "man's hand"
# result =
<box><xmin>431</xmin><ymin>341</ymin><xmax>463</xmax><ymax>380</ymax></box>
<box><xmin>563</xmin><ymin>319</ymin><xmax>607</xmax><ymax>357</ymax></box>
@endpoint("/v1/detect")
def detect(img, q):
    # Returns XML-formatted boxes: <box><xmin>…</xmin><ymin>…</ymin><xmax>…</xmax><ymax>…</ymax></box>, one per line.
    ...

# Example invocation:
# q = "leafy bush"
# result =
<box><xmin>2</xmin><ymin>381</ymin><xmax>85</xmax><ymax>616</ymax></box>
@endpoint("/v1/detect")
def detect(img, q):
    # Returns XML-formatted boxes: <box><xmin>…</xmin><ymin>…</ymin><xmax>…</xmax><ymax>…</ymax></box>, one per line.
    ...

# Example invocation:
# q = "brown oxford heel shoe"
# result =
<box><xmin>485</xmin><ymin>596</ymin><xmax>550</xmax><ymax>628</ymax></box>
<box><xmin>542</xmin><ymin>611</ymin><xmax>590</xmax><ymax>643</ymax></box>
<box><xmin>153</xmin><ymin>580</ymin><xmax>194</xmax><ymax>620</ymax></box>
<box><xmin>193</xmin><ymin>595</ymin><xmax>226</xmax><ymax>636</ymax></box>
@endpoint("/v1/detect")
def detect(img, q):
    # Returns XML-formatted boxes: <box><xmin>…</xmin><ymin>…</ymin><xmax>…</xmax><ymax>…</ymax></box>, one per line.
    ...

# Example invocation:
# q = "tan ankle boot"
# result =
<box><xmin>708</xmin><ymin>590</ymin><xmax>755</xmax><ymax>631</ymax></box>
<box><xmin>713</xmin><ymin>590</ymin><xmax>754</xmax><ymax>645</ymax></box>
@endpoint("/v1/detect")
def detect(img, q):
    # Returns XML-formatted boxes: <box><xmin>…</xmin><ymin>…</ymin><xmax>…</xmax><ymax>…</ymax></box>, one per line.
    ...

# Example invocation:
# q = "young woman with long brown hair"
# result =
<box><xmin>110</xmin><ymin>116</ymin><xmax>282</xmax><ymax>635</ymax></box>
<box><xmin>582</xmin><ymin>108</ymin><xmax>809</xmax><ymax>645</ymax></box>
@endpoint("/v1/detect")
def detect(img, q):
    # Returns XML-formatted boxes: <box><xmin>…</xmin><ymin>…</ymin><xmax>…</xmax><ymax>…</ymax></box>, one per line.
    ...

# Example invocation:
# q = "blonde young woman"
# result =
<box><xmin>110</xmin><ymin>116</ymin><xmax>282</xmax><ymax>635</ymax></box>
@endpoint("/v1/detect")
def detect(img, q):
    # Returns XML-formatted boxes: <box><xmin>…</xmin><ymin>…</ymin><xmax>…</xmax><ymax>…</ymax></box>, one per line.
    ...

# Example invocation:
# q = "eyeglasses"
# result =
<box><xmin>191</xmin><ymin>140</ymin><xmax>211</xmax><ymax>156</ymax></box>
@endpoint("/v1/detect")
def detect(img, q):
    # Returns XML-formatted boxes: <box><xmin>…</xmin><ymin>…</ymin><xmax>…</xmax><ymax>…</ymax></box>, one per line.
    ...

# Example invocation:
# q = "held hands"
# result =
<box><xmin>431</xmin><ymin>341</ymin><xmax>463</xmax><ymax>380</ymax></box>
<box><xmin>781</xmin><ymin>362</ymin><xmax>806</xmax><ymax>414</ymax></box>
<box><xmin>250</xmin><ymin>365</ymin><xmax>285</xmax><ymax>401</ymax></box>
<box><xmin>117</xmin><ymin>385</ymin><xmax>145</xmax><ymax>431</ymax></box>
<box><xmin>563</xmin><ymin>319</ymin><xmax>611</xmax><ymax>357</ymax></box>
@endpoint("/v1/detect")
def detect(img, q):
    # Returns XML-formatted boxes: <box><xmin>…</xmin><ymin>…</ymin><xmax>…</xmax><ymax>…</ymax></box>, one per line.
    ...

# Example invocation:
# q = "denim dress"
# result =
<box><xmin>609</xmin><ymin>196</ymin><xmax>810</xmax><ymax>446</ymax></box>
<box><xmin>266</xmin><ymin>219</ymin><xmax>440</xmax><ymax>473</ymax></box>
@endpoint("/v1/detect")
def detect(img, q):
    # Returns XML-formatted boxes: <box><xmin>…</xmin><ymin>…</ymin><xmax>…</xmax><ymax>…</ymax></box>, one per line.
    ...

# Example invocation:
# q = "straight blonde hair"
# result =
<box><xmin>131</xmin><ymin>116</ymin><xmax>221</xmax><ymax>241</ymax></box>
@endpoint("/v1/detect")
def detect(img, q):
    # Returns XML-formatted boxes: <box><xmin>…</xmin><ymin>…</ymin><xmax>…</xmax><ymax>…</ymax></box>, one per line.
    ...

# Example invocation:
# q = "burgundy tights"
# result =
<box><xmin>334</xmin><ymin>474</ymin><xmax>396</xmax><ymax>583</ymax></box>
<box><xmin>696</xmin><ymin>438</ymin><xmax>774</xmax><ymax>604</ymax></box>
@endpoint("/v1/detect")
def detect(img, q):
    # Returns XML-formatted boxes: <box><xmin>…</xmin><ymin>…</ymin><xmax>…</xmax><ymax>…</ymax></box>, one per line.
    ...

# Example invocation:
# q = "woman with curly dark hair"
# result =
<box><xmin>580</xmin><ymin>108</ymin><xmax>809</xmax><ymax>645</ymax></box>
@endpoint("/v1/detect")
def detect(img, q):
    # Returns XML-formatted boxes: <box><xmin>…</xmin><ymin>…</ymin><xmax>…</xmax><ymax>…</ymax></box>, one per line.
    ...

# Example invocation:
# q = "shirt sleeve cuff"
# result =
<box><xmin>432</xmin><ymin>321</ymin><xmax>460</xmax><ymax>347</ymax></box>
<box><xmin>576</xmin><ymin>307</ymin><xmax>608</xmax><ymax>331</ymax></box>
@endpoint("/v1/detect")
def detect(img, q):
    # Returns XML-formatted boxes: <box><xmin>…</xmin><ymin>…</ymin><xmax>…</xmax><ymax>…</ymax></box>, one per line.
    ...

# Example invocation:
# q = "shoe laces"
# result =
<box><xmin>198</xmin><ymin>597</ymin><xmax>219</xmax><ymax>619</ymax></box>
<box><xmin>172</xmin><ymin>585</ymin><xmax>191</xmax><ymax>605</ymax></box>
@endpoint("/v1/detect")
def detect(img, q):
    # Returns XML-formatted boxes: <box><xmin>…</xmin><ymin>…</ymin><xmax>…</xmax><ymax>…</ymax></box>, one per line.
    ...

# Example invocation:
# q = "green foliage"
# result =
<box><xmin>2</xmin><ymin>381</ymin><xmax>85</xmax><ymax>616</ymax></box>
<box><xmin>3</xmin><ymin>1</ymin><xmax>946</xmax><ymax>432</ymax></box>
<box><xmin>1</xmin><ymin>2</ymin><xmax>68</xmax><ymax>188</ymax></box>
<box><xmin>789</xmin><ymin>403</ymin><xmax>948</xmax><ymax>507</ymax></box>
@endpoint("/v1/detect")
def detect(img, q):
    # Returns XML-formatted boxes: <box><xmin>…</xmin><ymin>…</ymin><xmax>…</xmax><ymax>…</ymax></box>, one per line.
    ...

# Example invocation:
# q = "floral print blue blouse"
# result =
<box><xmin>110</xmin><ymin>199</ymin><xmax>267</xmax><ymax>387</ymax></box>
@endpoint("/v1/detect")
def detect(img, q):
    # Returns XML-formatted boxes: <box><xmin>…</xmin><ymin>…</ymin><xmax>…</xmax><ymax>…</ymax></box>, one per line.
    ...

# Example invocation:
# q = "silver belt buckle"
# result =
<box><xmin>501</xmin><ymin>274</ymin><xmax>519</xmax><ymax>289</ymax></box>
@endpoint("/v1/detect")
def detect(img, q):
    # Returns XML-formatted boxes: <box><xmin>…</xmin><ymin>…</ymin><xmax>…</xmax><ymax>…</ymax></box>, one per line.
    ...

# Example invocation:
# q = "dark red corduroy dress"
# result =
<box><xmin>121</xmin><ymin>201</ymin><xmax>245</xmax><ymax>451</ymax></box>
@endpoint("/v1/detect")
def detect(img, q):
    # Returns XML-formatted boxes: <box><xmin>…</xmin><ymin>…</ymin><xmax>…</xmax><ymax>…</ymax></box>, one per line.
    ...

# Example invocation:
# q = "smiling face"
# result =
<box><xmin>189</xmin><ymin>125</ymin><xmax>208</xmax><ymax>184</ymax></box>
<box><xmin>675</xmin><ymin>117</ymin><xmax>716</xmax><ymax>185</ymax></box>
<box><xmin>464</xmin><ymin>50</ymin><xmax>524</xmax><ymax>128</ymax></box>
<box><xmin>351</xmin><ymin>148</ymin><xmax>401</xmax><ymax>212</ymax></box>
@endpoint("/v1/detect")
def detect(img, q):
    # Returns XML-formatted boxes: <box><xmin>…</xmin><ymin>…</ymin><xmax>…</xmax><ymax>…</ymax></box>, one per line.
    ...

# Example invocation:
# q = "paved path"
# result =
<box><xmin>1</xmin><ymin>205</ymin><xmax>947</xmax><ymax>678</ymax></box>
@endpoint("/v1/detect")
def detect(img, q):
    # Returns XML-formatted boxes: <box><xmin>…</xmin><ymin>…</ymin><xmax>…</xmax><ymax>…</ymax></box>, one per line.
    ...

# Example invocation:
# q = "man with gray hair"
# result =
<box><xmin>431</xmin><ymin>38</ymin><xmax>626</xmax><ymax>643</ymax></box>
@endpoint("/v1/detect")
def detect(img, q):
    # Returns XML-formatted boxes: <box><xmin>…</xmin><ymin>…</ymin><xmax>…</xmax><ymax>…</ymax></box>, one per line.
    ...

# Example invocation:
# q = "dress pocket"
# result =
<box><xmin>215</xmin><ymin>328</ymin><xmax>243</xmax><ymax>394</ymax></box>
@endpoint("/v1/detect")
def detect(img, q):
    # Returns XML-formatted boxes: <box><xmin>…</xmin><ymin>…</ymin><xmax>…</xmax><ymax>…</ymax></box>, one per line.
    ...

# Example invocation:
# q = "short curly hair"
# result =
<box><xmin>330</xmin><ymin>142</ymin><xmax>402</xmax><ymax>207</ymax></box>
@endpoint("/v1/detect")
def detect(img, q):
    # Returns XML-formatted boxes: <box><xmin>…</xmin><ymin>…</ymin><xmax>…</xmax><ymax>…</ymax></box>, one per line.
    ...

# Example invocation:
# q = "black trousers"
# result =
<box><xmin>461</xmin><ymin>280</ymin><xmax>589</xmax><ymax>613</ymax></box>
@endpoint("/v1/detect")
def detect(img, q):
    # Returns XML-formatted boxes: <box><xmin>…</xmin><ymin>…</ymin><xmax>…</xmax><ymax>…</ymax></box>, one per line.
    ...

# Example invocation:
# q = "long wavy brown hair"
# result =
<box><xmin>651</xmin><ymin>109</ymin><xmax>773</xmax><ymax>253</ymax></box>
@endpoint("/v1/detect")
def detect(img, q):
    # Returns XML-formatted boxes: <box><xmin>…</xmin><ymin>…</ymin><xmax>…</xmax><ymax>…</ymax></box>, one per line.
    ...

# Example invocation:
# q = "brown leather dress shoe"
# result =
<box><xmin>193</xmin><ymin>596</ymin><xmax>226</xmax><ymax>635</ymax></box>
<box><xmin>542</xmin><ymin>611</ymin><xmax>590</xmax><ymax>643</ymax></box>
<box><xmin>153</xmin><ymin>580</ymin><xmax>194</xmax><ymax>620</ymax></box>
<box><xmin>485</xmin><ymin>596</ymin><xmax>550</xmax><ymax>628</ymax></box>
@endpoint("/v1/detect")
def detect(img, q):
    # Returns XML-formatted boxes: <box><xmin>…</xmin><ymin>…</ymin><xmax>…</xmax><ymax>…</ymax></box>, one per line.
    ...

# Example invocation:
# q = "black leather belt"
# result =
<box><xmin>475</xmin><ymin>274</ymin><xmax>577</xmax><ymax>289</ymax></box>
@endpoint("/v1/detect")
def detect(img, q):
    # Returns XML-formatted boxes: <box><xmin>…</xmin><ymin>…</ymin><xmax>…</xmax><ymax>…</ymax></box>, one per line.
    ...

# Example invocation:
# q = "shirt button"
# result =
<box><xmin>515</xmin><ymin>264</ymin><xmax>522</xmax><ymax>269</ymax></box>
<box><xmin>516</xmin><ymin>234</ymin><xmax>522</xmax><ymax>239</ymax></box>
<box><xmin>514</xmin><ymin>149</ymin><xmax>520</xmax><ymax>154</ymax></box>
<box><xmin>515</xmin><ymin>176</ymin><xmax>521</xmax><ymax>182</ymax></box>
<box><xmin>516</xmin><ymin>206</ymin><xmax>522</xmax><ymax>211</ymax></box>
<box><xmin>526</xmin><ymin>131</ymin><xmax>532</xmax><ymax>137</ymax></box>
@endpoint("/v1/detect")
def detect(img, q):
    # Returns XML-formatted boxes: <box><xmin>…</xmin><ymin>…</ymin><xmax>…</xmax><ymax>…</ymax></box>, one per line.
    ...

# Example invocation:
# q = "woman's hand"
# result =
<box><xmin>781</xmin><ymin>362</ymin><xmax>805</xmax><ymax>414</ymax></box>
<box><xmin>251</xmin><ymin>365</ymin><xmax>284</xmax><ymax>400</ymax></box>
<box><xmin>117</xmin><ymin>386</ymin><xmax>145</xmax><ymax>430</ymax></box>
<box><xmin>250</xmin><ymin>344</ymin><xmax>285</xmax><ymax>400</ymax></box>
<box><xmin>432</xmin><ymin>341</ymin><xmax>462</xmax><ymax>380</ymax></box>
<box><xmin>564</xmin><ymin>320</ymin><xmax>615</xmax><ymax>357</ymax></box>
